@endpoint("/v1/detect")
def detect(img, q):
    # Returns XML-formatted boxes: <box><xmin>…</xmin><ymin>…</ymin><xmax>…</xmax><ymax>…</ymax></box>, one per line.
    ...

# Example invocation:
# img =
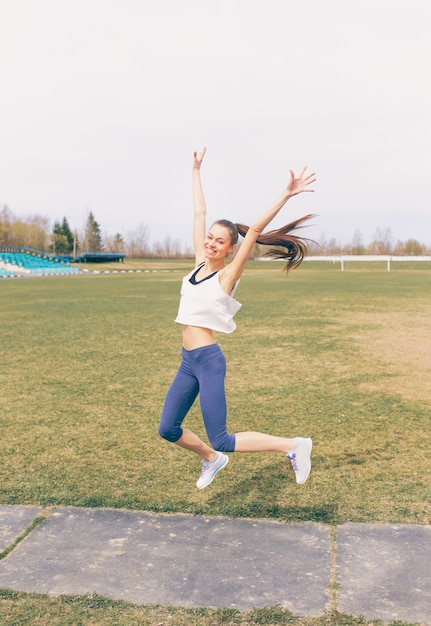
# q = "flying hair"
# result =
<box><xmin>235</xmin><ymin>214</ymin><xmax>316</xmax><ymax>272</ymax></box>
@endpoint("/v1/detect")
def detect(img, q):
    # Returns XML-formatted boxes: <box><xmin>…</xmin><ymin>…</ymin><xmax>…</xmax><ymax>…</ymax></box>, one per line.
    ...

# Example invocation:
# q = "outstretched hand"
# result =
<box><xmin>286</xmin><ymin>167</ymin><xmax>316</xmax><ymax>197</ymax></box>
<box><xmin>193</xmin><ymin>146</ymin><xmax>206</xmax><ymax>171</ymax></box>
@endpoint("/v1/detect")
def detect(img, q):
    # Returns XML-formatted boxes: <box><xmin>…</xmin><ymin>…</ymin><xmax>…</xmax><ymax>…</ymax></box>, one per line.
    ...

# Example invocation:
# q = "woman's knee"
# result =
<box><xmin>158</xmin><ymin>424</ymin><xmax>182</xmax><ymax>443</ymax></box>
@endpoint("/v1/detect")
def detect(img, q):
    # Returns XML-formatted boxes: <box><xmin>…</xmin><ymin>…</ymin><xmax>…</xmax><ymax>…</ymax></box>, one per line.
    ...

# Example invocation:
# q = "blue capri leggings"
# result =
<box><xmin>158</xmin><ymin>344</ymin><xmax>236</xmax><ymax>453</ymax></box>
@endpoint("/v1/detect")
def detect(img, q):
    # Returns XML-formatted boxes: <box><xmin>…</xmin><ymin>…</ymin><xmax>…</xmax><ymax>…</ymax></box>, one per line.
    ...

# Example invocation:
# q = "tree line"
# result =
<box><xmin>0</xmin><ymin>205</ymin><xmax>429</xmax><ymax>258</ymax></box>
<box><xmin>0</xmin><ymin>206</ymin><xmax>189</xmax><ymax>258</ymax></box>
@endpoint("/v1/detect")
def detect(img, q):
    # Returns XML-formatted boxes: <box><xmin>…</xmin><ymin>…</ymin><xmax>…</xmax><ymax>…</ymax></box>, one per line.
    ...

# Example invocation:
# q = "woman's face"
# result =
<box><xmin>204</xmin><ymin>224</ymin><xmax>235</xmax><ymax>261</ymax></box>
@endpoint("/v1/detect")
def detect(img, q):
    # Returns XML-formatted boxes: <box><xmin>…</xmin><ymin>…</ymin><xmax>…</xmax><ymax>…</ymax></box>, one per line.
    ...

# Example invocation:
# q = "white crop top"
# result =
<box><xmin>174</xmin><ymin>264</ymin><xmax>242</xmax><ymax>334</ymax></box>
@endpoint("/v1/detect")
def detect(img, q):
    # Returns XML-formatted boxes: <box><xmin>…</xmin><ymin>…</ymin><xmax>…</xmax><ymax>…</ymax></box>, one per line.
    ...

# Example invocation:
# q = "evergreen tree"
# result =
<box><xmin>61</xmin><ymin>217</ymin><xmax>75</xmax><ymax>252</ymax></box>
<box><xmin>0</xmin><ymin>205</ymin><xmax>12</xmax><ymax>246</ymax></box>
<box><xmin>51</xmin><ymin>220</ymin><xmax>67</xmax><ymax>254</ymax></box>
<box><xmin>112</xmin><ymin>233</ymin><xmax>125</xmax><ymax>252</ymax></box>
<box><xmin>85</xmin><ymin>212</ymin><xmax>103</xmax><ymax>251</ymax></box>
<box><xmin>51</xmin><ymin>217</ymin><xmax>75</xmax><ymax>254</ymax></box>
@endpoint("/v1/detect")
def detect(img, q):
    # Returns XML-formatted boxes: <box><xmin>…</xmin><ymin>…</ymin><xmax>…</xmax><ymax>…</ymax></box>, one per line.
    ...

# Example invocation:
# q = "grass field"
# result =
<box><xmin>1</xmin><ymin>261</ymin><xmax>430</xmax><ymax>625</ymax></box>
<box><xmin>1</xmin><ymin>589</ymin><xmax>422</xmax><ymax>626</ymax></box>
<box><xmin>1</xmin><ymin>260</ymin><xmax>430</xmax><ymax>524</ymax></box>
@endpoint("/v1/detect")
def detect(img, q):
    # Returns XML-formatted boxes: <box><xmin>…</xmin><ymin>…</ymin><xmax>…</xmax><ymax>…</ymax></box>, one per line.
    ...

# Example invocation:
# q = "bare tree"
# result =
<box><xmin>325</xmin><ymin>238</ymin><xmax>342</xmax><ymax>255</ymax></box>
<box><xmin>368</xmin><ymin>227</ymin><xmax>392</xmax><ymax>254</ymax></box>
<box><xmin>349</xmin><ymin>229</ymin><xmax>366</xmax><ymax>255</ymax></box>
<box><xmin>160</xmin><ymin>235</ymin><xmax>183</xmax><ymax>257</ymax></box>
<box><xmin>126</xmin><ymin>223</ymin><xmax>150</xmax><ymax>257</ymax></box>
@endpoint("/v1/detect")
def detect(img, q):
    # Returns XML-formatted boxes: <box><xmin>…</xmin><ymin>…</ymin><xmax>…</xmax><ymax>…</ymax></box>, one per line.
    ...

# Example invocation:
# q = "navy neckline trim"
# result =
<box><xmin>189</xmin><ymin>264</ymin><xmax>219</xmax><ymax>285</ymax></box>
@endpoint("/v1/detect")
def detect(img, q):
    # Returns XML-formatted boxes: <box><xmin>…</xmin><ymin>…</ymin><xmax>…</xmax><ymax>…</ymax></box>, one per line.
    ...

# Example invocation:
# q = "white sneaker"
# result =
<box><xmin>196</xmin><ymin>452</ymin><xmax>229</xmax><ymax>489</ymax></box>
<box><xmin>287</xmin><ymin>437</ymin><xmax>312</xmax><ymax>484</ymax></box>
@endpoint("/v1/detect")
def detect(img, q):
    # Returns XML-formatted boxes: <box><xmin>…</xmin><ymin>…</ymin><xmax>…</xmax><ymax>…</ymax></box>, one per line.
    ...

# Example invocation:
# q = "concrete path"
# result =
<box><xmin>0</xmin><ymin>505</ymin><xmax>430</xmax><ymax>624</ymax></box>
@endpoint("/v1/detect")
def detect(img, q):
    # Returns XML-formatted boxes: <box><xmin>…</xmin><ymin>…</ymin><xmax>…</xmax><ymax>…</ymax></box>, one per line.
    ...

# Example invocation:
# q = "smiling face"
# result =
<box><xmin>204</xmin><ymin>223</ymin><xmax>235</xmax><ymax>261</ymax></box>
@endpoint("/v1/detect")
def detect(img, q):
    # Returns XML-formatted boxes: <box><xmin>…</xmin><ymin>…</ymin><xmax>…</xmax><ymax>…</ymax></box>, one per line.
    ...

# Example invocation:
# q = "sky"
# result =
<box><xmin>1</xmin><ymin>0</ymin><xmax>430</xmax><ymax>250</ymax></box>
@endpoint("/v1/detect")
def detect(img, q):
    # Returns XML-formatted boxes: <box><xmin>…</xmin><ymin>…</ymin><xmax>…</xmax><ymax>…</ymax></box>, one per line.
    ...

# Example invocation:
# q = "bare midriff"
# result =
<box><xmin>181</xmin><ymin>325</ymin><xmax>216</xmax><ymax>351</ymax></box>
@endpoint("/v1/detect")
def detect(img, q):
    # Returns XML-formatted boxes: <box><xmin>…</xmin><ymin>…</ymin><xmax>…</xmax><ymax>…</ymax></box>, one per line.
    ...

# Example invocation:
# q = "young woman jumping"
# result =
<box><xmin>159</xmin><ymin>147</ymin><xmax>316</xmax><ymax>489</ymax></box>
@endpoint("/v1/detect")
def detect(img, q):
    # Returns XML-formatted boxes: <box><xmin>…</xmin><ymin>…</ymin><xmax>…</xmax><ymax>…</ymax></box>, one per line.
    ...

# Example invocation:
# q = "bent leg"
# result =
<box><xmin>175</xmin><ymin>428</ymin><xmax>218</xmax><ymax>462</ymax></box>
<box><xmin>159</xmin><ymin>355</ymin><xmax>217</xmax><ymax>462</ymax></box>
<box><xmin>158</xmin><ymin>362</ymin><xmax>199</xmax><ymax>443</ymax></box>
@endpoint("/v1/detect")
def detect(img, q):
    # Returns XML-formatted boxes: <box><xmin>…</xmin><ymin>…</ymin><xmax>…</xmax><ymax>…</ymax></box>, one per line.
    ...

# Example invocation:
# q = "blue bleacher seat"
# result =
<box><xmin>0</xmin><ymin>250</ymin><xmax>79</xmax><ymax>277</ymax></box>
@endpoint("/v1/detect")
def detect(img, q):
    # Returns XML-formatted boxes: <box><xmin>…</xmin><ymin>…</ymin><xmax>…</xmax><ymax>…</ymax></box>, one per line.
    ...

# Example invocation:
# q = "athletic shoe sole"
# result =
<box><xmin>288</xmin><ymin>437</ymin><xmax>312</xmax><ymax>484</ymax></box>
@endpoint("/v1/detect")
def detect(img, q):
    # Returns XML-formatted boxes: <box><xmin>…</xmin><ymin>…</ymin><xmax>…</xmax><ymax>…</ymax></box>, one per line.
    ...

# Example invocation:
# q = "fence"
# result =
<box><xmin>304</xmin><ymin>255</ymin><xmax>431</xmax><ymax>271</ymax></box>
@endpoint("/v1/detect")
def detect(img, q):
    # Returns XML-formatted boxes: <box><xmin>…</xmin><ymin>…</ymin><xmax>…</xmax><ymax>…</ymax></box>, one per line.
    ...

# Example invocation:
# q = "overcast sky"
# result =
<box><xmin>1</xmin><ymin>0</ymin><xmax>430</xmax><ymax>249</ymax></box>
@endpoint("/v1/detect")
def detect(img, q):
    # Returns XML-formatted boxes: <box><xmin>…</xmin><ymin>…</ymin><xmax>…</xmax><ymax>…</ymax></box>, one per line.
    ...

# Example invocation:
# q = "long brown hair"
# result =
<box><xmin>235</xmin><ymin>214</ymin><xmax>316</xmax><ymax>272</ymax></box>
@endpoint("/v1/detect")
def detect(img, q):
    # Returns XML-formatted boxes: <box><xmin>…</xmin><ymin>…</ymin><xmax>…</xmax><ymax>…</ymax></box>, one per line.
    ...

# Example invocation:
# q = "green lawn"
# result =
<box><xmin>0</xmin><ymin>262</ymin><xmax>429</xmax><ymax>625</ymax></box>
<box><xmin>1</xmin><ymin>261</ymin><xmax>430</xmax><ymax>524</ymax></box>
<box><xmin>0</xmin><ymin>590</ymin><xmax>422</xmax><ymax>626</ymax></box>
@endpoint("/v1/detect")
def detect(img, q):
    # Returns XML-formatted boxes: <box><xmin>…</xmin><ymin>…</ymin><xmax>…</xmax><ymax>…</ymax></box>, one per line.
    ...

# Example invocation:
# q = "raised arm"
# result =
<box><xmin>220</xmin><ymin>167</ymin><xmax>316</xmax><ymax>291</ymax></box>
<box><xmin>192</xmin><ymin>147</ymin><xmax>207</xmax><ymax>265</ymax></box>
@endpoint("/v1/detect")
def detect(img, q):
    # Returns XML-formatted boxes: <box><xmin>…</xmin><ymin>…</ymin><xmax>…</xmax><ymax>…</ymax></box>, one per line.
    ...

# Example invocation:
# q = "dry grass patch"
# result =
<box><xmin>348</xmin><ymin>310</ymin><xmax>431</xmax><ymax>403</ymax></box>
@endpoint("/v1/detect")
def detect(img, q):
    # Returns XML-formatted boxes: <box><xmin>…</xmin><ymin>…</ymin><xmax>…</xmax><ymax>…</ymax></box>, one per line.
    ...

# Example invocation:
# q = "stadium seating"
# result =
<box><xmin>0</xmin><ymin>249</ymin><xmax>79</xmax><ymax>277</ymax></box>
